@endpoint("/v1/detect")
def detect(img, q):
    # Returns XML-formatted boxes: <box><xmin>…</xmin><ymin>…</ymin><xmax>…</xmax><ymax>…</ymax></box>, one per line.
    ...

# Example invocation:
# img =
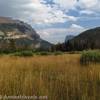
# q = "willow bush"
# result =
<box><xmin>80</xmin><ymin>50</ymin><xmax>100</xmax><ymax>64</ymax></box>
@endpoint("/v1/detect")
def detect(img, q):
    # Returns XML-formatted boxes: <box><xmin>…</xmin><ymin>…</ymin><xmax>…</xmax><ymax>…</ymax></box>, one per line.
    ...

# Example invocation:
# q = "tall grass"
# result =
<box><xmin>0</xmin><ymin>54</ymin><xmax>99</xmax><ymax>100</ymax></box>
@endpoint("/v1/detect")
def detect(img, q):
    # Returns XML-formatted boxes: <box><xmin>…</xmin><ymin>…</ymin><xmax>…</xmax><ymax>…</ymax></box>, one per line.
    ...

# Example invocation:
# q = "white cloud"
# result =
<box><xmin>37</xmin><ymin>24</ymin><xmax>85</xmax><ymax>43</ymax></box>
<box><xmin>78</xmin><ymin>0</ymin><xmax>100</xmax><ymax>12</ymax></box>
<box><xmin>14</xmin><ymin>0</ymin><xmax>77</xmax><ymax>24</ymax></box>
<box><xmin>53</xmin><ymin>0</ymin><xmax>77</xmax><ymax>11</ymax></box>
<box><xmin>70</xmin><ymin>24</ymin><xmax>84</xmax><ymax>30</ymax></box>
<box><xmin>0</xmin><ymin>0</ymin><xmax>99</xmax><ymax>25</ymax></box>
<box><xmin>31</xmin><ymin>8</ymin><xmax>68</xmax><ymax>24</ymax></box>
<box><xmin>78</xmin><ymin>0</ymin><xmax>98</xmax><ymax>8</ymax></box>
<box><xmin>30</xmin><ymin>2</ymin><xmax>77</xmax><ymax>24</ymax></box>
<box><xmin>65</xmin><ymin>15</ymin><xmax>77</xmax><ymax>21</ymax></box>
<box><xmin>38</xmin><ymin>24</ymin><xmax>85</xmax><ymax>36</ymax></box>
<box><xmin>80</xmin><ymin>10</ymin><xmax>95</xmax><ymax>15</ymax></box>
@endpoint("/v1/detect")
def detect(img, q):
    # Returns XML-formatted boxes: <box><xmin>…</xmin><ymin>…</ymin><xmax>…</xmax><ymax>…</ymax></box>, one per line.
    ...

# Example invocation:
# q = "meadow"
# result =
<box><xmin>0</xmin><ymin>54</ymin><xmax>99</xmax><ymax>100</ymax></box>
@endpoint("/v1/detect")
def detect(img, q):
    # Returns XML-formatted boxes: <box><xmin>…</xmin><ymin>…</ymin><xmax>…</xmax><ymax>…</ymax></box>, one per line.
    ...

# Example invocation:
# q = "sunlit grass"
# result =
<box><xmin>0</xmin><ymin>54</ymin><xmax>99</xmax><ymax>100</ymax></box>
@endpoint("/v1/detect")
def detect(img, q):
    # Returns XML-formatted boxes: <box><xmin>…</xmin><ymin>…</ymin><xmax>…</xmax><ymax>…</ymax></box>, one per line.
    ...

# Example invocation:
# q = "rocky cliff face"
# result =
<box><xmin>0</xmin><ymin>17</ymin><xmax>52</xmax><ymax>51</ymax></box>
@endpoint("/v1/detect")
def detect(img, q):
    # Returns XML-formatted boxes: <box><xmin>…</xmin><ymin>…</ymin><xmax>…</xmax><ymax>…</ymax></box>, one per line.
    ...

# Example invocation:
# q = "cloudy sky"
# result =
<box><xmin>0</xmin><ymin>0</ymin><xmax>100</xmax><ymax>43</ymax></box>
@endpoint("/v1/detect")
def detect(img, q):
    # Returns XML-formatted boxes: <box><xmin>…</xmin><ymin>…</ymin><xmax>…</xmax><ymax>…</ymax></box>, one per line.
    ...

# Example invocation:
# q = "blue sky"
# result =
<box><xmin>0</xmin><ymin>0</ymin><xmax>100</xmax><ymax>43</ymax></box>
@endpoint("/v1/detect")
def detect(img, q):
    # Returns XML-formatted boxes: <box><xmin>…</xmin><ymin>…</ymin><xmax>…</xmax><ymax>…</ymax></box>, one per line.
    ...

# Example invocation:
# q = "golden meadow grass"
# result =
<box><xmin>0</xmin><ymin>54</ymin><xmax>100</xmax><ymax>100</ymax></box>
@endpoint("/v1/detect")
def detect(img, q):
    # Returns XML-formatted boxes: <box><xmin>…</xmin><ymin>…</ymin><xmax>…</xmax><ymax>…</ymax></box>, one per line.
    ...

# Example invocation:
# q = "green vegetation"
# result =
<box><xmin>37</xmin><ymin>52</ymin><xmax>51</xmax><ymax>56</ymax></box>
<box><xmin>53</xmin><ymin>51</ymin><xmax>63</xmax><ymax>55</ymax></box>
<box><xmin>0</xmin><ymin>49</ymin><xmax>65</xmax><ymax>57</ymax></box>
<box><xmin>80</xmin><ymin>50</ymin><xmax>100</xmax><ymax>64</ymax></box>
<box><xmin>13</xmin><ymin>51</ymin><xmax>33</xmax><ymax>57</ymax></box>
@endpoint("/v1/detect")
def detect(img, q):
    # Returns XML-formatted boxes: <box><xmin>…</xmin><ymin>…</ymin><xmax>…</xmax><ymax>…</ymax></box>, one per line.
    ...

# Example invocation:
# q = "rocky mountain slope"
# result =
<box><xmin>0</xmin><ymin>17</ymin><xmax>52</xmax><ymax>51</ymax></box>
<box><xmin>66</xmin><ymin>27</ymin><xmax>100</xmax><ymax>51</ymax></box>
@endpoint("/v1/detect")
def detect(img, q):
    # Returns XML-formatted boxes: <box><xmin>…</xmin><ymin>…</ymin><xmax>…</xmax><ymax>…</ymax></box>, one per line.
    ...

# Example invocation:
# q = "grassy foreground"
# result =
<box><xmin>0</xmin><ymin>54</ymin><xmax>100</xmax><ymax>100</ymax></box>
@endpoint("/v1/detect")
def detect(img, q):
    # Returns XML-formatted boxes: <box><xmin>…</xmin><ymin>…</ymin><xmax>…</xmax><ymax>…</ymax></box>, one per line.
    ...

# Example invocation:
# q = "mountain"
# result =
<box><xmin>65</xmin><ymin>35</ymin><xmax>74</xmax><ymax>43</ymax></box>
<box><xmin>0</xmin><ymin>17</ymin><xmax>52</xmax><ymax>51</ymax></box>
<box><xmin>66</xmin><ymin>27</ymin><xmax>100</xmax><ymax>51</ymax></box>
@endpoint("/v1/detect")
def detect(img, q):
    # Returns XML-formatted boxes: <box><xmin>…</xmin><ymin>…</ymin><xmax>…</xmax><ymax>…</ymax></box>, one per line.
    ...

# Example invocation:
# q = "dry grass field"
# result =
<box><xmin>0</xmin><ymin>54</ymin><xmax>100</xmax><ymax>100</ymax></box>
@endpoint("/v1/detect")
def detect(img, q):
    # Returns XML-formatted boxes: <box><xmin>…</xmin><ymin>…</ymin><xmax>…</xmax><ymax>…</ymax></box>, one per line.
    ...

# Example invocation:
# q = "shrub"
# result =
<box><xmin>13</xmin><ymin>51</ymin><xmax>33</xmax><ymax>57</ymax></box>
<box><xmin>80</xmin><ymin>50</ymin><xmax>100</xmax><ymax>64</ymax></box>
<box><xmin>69</xmin><ymin>51</ymin><xmax>81</xmax><ymax>54</ymax></box>
<box><xmin>54</xmin><ymin>51</ymin><xmax>63</xmax><ymax>55</ymax></box>
<box><xmin>39</xmin><ymin>52</ymin><xmax>51</xmax><ymax>56</ymax></box>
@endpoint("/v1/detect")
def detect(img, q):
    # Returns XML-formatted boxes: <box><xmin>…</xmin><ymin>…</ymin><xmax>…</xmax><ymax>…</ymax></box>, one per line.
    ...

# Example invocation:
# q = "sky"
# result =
<box><xmin>0</xmin><ymin>0</ymin><xmax>100</xmax><ymax>43</ymax></box>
